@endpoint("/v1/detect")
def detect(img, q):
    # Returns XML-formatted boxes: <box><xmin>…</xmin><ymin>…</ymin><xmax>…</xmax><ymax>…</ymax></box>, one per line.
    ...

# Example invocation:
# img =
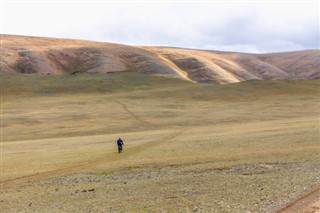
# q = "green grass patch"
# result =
<box><xmin>1</xmin><ymin>71</ymin><xmax>194</xmax><ymax>97</ymax></box>
<box><xmin>2</xmin><ymin>72</ymin><xmax>319</xmax><ymax>100</ymax></box>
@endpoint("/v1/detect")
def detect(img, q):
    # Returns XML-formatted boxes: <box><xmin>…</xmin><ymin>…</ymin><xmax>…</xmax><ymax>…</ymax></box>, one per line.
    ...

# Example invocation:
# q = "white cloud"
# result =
<box><xmin>1</xmin><ymin>1</ymin><xmax>319</xmax><ymax>53</ymax></box>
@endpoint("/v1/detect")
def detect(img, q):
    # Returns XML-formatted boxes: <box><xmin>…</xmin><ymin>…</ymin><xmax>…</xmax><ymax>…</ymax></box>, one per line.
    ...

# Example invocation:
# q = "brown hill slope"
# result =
<box><xmin>1</xmin><ymin>34</ymin><xmax>319</xmax><ymax>83</ymax></box>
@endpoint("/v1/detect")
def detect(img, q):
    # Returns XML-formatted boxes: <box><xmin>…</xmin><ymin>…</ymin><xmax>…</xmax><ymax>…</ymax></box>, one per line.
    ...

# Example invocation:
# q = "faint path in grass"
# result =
<box><xmin>0</xmin><ymin>130</ymin><xmax>184</xmax><ymax>187</ymax></box>
<box><xmin>113</xmin><ymin>100</ymin><xmax>155</xmax><ymax>125</ymax></box>
<box><xmin>276</xmin><ymin>187</ymin><xmax>320</xmax><ymax>213</ymax></box>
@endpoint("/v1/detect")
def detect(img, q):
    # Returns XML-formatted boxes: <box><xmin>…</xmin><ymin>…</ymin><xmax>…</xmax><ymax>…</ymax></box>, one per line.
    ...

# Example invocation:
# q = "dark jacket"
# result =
<box><xmin>117</xmin><ymin>138</ymin><xmax>124</xmax><ymax>146</ymax></box>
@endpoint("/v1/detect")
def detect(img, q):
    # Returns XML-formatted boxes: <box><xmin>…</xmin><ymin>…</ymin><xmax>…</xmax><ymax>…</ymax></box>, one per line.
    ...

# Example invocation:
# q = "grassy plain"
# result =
<box><xmin>1</xmin><ymin>72</ymin><xmax>319</xmax><ymax>212</ymax></box>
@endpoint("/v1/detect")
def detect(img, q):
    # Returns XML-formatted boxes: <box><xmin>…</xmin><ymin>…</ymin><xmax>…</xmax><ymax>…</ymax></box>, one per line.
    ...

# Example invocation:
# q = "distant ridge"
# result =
<box><xmin>1</xmin><ymin>34</ymin><xmax>319</xmax><ymax>84</ymax></box>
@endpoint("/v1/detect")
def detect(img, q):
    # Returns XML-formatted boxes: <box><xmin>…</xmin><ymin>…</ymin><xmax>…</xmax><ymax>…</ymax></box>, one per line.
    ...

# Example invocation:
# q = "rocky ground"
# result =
<box><xmin>1</xmin><ymin>161</ymin><xmax>319</xmax><ymax>212</ymax></box>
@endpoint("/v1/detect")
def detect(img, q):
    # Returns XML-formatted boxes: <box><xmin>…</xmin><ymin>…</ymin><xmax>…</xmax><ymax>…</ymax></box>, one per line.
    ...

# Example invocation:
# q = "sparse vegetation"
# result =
<box><xmin>1</xmin><ymin>35</ymin><xmax>319</xmax><ymax>83</ymax></box>
<box><xmin>1</xmin><ymin>72</ymin><xmax>319</xmax><ymax>212</ymax></box>
<box><xmin>97</xmin><ymin>171</ymin><xmax>114</xmax><ymax>176</ymax></box>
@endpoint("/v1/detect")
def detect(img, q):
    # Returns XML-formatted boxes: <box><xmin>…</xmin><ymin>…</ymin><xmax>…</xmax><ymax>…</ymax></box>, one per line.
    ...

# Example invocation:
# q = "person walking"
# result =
<box><xmin>117</xmin><ymin>138</ymin><xmax>124</xmax><ymax>153</ymax></box>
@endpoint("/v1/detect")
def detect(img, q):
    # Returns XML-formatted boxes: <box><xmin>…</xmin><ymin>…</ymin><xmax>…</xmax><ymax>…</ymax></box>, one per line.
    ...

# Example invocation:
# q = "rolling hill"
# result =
<box><xmin>1</xmin><ymin>34</ymin><xmax>319</xmax><ymax>83</ymax></box>
<box><xmin>1</xmin><ymin>35</ymin><xmax>320</xmax><ymax>212</ymax></box>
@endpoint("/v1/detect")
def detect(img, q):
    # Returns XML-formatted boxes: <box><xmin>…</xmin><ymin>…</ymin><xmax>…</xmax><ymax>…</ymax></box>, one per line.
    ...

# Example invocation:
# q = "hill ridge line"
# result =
<box><xmin>1</xmin><ymin>34</ymin><xmax>319</xmax><ymax>83</ymax></box>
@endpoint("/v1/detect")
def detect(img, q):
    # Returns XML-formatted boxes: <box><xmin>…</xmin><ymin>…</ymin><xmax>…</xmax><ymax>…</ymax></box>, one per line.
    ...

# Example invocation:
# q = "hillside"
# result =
<box><xmin>1</xmin><ymin>34</ymin><xmax>319</xmax><ymax>83</ymax></box>
<box><xmin>2</xmin><ymin>70</ymin><xmax>319</xmax><ymax>212</ymax></box>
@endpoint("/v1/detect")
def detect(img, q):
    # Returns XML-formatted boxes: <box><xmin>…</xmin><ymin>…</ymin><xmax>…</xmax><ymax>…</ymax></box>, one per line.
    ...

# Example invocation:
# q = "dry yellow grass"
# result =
<box><xmin>1</xmin><ymin>73</ymin><xmax>319</xmax><ymax>212</ymax></box>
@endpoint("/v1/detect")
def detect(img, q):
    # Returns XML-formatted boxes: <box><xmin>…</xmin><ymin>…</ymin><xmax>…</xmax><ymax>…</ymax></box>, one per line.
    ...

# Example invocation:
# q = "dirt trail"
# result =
<box><xmin>277</xmin><ymin>187</ymin><xmax>320</xmax><ymax>213</ymax></box>
<box><xmin>0</xmin><ymin>131</ymin><xmax>183</xmax><ymax>188</ymax></box>
<box><xmin>114</xmin><ymin>100</ymin><xmax>154</xmax><ymax>125</ymax></box>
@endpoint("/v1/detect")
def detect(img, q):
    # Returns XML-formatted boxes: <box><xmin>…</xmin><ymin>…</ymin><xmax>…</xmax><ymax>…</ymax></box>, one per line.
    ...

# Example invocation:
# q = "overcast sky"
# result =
<box><xmin>1</xmin><ymin>0</ymin><xmax>319</xmax><ymax>53</ymax></box>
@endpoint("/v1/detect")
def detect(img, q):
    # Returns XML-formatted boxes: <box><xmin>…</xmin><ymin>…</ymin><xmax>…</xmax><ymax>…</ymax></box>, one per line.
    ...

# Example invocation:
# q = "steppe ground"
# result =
<box><xmin>1</xmin><ymin>72</ymin><xmax>319</xmax><ymax>212</ymax></box>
